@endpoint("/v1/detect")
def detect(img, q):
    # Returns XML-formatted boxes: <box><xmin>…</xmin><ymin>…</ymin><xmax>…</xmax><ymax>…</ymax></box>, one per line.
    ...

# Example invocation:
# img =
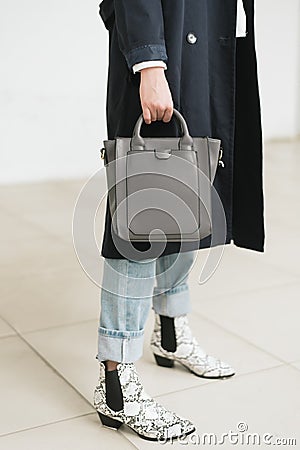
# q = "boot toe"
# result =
<box><xmin>158</xmin><ymin>416</ymin><xmax>196</xmax><ymax>441</ymax></box>
<box><xmin>180</xmin><ymin>418</ymin><xmax>197</xmax><ymax>436</ymax></box>
<box><xmin>196</xmin><ymin>357</ymin><xmax>235</xmax><ymax>378</ymax></box>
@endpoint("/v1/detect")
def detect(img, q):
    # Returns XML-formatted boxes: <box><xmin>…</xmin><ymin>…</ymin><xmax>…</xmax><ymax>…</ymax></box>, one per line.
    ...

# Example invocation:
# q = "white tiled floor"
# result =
<box><xmin>0</xmin><ymin>140</ymin><xmax>300</xmax><ymax>448</ymax></box>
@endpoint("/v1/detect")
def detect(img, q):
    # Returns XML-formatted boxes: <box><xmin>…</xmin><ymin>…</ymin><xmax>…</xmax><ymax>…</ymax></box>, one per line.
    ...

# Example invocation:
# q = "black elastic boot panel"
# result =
<box><xmin>160</xmin><ymin>315</ymin><xmax>177</xmax><ymax>352</ymax></box>
<box><xmin>104</xmin><ymin>361</ymin><xmax>124</xmax><ymax>411</ymax></box>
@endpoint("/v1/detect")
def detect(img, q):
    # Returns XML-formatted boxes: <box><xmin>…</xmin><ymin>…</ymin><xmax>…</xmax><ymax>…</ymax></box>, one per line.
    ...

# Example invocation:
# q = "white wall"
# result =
<box><xmin>255</xmin><ymin>0</ymin><xmax>300</xmax><ymax>141</ymax></box>
<box><xmin>1</xmin><ymin>1</ymin><xmax>299</xmax><ymax>184</ymax></box>
<box><xmin>0</xmin><ymin>0</ymin><xmax>108</xmax><ymax>184</ymax></box>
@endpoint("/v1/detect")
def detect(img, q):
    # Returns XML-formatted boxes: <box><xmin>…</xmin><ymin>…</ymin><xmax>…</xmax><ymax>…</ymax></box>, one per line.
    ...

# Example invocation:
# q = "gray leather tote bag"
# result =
<box><xmin>100</xmin><ymin>108</ymin><xmax>223</xmax><ymax>242</ymax></box>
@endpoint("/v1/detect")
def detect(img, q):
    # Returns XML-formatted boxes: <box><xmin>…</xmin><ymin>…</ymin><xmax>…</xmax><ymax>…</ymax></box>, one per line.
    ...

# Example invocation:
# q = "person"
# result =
<box><xmin>93</xmin><ymin>0</ymin><xmax>264</xmax><ymax>442</ymax></box>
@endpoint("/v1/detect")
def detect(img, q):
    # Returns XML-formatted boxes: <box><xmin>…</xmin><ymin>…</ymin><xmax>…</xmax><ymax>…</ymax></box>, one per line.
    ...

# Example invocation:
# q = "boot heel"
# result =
<box><xmin>97</xmin><ymin>411</ymin><xmax>123</xmax><ymax>430</ymax></box>
<box><xmin>154</xmin><ymin>354</ymin><xmax>174</xmax><ymax>368</ymax></box>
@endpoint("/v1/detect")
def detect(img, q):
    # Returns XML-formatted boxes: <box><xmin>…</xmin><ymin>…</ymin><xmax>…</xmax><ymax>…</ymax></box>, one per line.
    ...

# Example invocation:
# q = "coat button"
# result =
<box><xmin>186</xmin><ymin>32</ymin><xmax>197</xmax><ymax>44</ymax></box>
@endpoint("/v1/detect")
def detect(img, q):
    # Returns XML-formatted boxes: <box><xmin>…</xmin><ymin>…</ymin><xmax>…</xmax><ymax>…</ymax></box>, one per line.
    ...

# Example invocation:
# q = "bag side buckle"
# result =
<box><xmin>218</xmin><ymin>146</ymin><xmax>225</xmax><ymax>168</ymax></box>
<box><xmin>100</xmin><ymin>147</ymin><xmax>106</xmax><ymax>160</ymax></box>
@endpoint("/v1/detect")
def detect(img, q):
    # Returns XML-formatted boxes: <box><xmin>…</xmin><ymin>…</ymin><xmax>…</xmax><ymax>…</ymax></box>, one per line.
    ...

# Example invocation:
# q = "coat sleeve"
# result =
<box><xmin>113</xmin><ymin>0</ymin><xmax>168</xmax><ymax>71</ymax></box>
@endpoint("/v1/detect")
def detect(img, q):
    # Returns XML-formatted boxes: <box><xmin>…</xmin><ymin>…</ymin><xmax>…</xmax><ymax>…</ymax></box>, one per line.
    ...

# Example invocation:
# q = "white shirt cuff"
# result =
<box><xmin>236</xmin><ymin>0</ymin><xmax>247</xmax><ymax>37</ymax></box>
<box><xmin>132</xmin><ymin>60</ymin><xmax>167</xmax><ymax>74</ymax></box>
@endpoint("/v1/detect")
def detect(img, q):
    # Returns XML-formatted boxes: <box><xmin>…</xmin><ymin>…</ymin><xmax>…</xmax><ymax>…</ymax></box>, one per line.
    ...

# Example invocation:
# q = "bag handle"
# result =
<box><xmin>130</xmin><ymin>108</ymin><xmax>194</xmax><ymax>151</ymax></box>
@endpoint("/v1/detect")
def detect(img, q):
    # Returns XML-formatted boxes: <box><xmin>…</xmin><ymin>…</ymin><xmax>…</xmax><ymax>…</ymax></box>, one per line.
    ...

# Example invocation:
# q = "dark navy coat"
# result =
<box><xmin>98</xmin><ymin>0</ymin><xmax>265</xmax><ymax>259</ymax></box>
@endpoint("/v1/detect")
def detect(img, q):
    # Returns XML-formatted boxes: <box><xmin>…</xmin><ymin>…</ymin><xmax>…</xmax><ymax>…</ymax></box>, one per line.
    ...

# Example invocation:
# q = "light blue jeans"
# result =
<box><xmin>97</xmin><ymin>250</ymin><xmax>196</xmax><ymax>363</ymax></box>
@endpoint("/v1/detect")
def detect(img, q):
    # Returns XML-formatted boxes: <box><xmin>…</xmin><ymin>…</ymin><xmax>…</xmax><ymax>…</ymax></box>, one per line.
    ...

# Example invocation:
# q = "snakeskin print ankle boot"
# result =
<box><xmin>93</xmin><ymin>360</ymin><xmax>196</xmax><ymax>441</ymax></box>
<box><xmin>150</xmin><ymin>312</ymin><xmax>235</xmax><ymax>378</ymax></box>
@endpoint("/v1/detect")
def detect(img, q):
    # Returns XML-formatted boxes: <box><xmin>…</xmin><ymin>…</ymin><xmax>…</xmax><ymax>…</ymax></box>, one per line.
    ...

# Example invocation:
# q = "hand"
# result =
<box><xmin>139</xmin><ymin>67</ymin><xmax>173</xmax><ymax>124</ymax></box>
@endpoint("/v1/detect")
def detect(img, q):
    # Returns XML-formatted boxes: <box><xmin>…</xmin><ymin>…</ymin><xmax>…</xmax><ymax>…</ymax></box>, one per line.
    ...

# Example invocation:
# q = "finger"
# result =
<box><xmin>150</xmin><ymin>106</ymin><xmax>158</xmax><ymax>122</ymax></box>
<box><xmin>143</xmin><ymin>107</ymin><xmax>152</xmax><ymax>124</ymax></box>
<box><xmin>162</xmin><ymin>106</ymin><xmax>173</xmax><ymax>123</ymax></box>
<box><xmin>151</xmin><ymin>106</ymin><xmax>159</xmax><ymax>122</ymax></box>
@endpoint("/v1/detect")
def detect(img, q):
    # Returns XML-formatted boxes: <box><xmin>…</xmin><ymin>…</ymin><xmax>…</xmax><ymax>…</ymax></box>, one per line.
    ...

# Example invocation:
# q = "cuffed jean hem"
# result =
<box><xmin>152</xmin><ymin>284</ymin><xmax>191</xmax><ymax>317</ymax></box>
<box><xmin>97</xmin><ymin>326</ymin><xmax>144</xmax><ymax>363</ymax></box>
